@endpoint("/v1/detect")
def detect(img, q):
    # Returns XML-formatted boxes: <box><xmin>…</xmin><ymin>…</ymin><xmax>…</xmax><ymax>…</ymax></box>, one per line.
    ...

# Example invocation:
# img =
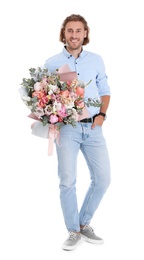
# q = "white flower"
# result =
<box><xmin>48</xmin><ymin>84</ymin><xmax>58</xmax><ymax>92</ymax></box>
<box><xmin>34</xmin><ymin>82</ymin><xmax>42</xmax><ymax>91</ymax></box>
<box><xmin>65</xmin><ymin>101</ymin><xmax>74</xmax><ymax>109</ymax></box>
<box><xmin>54</xmin><ymin>102</ymin><xmax>62</xmax><ymax>111</ymax></box>
<box><xmin>22</xmin><ymin>96</ymin><xmax>31</xmax><ymax>101</ymax></box>
<box><xmin>52</xmin><ymin>101</ymin><xmax>61</xmax><ymax>113</ymax></box>
<box><xmin>48</xmin><ymin>89</ymin><xmax>53</xmax><ymax>95</ymax></box>
<box><xmin>44</xmin><ymin>105</ymin><xmax>53</xmax><ymax>115</ymax></box>
<box><xmin>34</xmin><ymin>107</ymin><xmax>45</xmax><ymax>118</ymax></box>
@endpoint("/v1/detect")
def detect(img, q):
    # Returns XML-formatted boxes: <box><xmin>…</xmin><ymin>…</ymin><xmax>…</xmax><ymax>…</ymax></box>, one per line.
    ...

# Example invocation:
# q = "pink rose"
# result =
<box><xmin>60</xmin><ymin>90</ymin><xmax>70</xmax><ymax>97</ymax></box>
<box><xmin>32</xmin><ymin>91</ymin><xmax>45</xmax><ymax>99</ymax></box>
<box><xmin>74</xmin><ymin>100</ymin><xmax>85</xmax><ymax>109</ymax></box>
<box><xmin>76</xmin><ymin>87</ymin><xmax>84</xmax><ymax>97</ymax></box>
<box><xmin>49</xmin><ymin>114</ymin><xmax>59</xmax><ymax>124</ymax></box>
<box><xmin>57</xmin><ymin>105</ymin><xmax>68</xmax><ymax>118</ymax></box>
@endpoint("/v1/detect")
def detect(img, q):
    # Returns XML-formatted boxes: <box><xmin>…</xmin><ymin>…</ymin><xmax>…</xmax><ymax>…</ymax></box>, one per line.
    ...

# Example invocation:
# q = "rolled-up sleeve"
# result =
<box><xmin>96</xmin><ymin>56</ymin><xmax>111</xmax><ymax>97</ymax></box>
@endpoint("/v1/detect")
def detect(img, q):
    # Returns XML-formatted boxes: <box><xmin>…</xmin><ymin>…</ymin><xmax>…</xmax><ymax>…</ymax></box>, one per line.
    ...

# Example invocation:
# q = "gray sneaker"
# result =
<box><xmin>80</xmin><ymin>225</ymin><xmax>104</xmax><ymax>244</ymax></box>
<box><xmin>62</xmin><ymin>232</ymin><xmax>81</xmax><ymax>251</ymax></box>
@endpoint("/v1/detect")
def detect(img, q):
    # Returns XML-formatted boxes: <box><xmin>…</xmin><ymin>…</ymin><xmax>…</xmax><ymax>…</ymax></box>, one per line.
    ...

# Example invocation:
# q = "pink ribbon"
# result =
<box><xmin>48</xmin><ymin>125</ymin><xmax>60</xmax><ymax>156</ymax></box>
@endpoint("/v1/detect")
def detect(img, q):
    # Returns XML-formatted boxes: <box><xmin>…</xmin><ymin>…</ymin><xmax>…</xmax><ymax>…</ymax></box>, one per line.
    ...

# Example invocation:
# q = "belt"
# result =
<box><xmin>79</xmin><ymin>115</ymin><xmax>97</xmax><ymax>123</ymax></box>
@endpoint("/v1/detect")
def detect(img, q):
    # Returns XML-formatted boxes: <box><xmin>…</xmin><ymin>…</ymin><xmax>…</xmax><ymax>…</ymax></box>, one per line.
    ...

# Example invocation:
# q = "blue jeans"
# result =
<box><xmin>55</xmin><ymin>122</ymin><xmax>111</xmax><ymax>232</ymax></box>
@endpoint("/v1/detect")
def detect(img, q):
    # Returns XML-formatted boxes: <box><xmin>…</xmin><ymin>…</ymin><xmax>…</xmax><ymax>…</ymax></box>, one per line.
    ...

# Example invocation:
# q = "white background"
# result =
<box><xmin>0</xmin><ymin>0</ymin><xmax>144</xmax><ymax>259</ymax></box>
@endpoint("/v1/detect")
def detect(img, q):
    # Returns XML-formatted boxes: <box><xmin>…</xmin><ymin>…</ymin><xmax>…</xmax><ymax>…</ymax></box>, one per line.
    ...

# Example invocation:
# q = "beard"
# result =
<box><xmin>65</xmin><ymin>39</ymin><xmax>84</xmax><ymax>51</ymax></box>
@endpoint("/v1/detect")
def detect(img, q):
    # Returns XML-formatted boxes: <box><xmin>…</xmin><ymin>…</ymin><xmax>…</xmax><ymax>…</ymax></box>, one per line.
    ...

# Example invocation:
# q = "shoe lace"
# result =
<box><xmin>84</xmin><ymin>225</ymin><xmax>94</xmax><ymax>233</ymax></box>
<box><xmin>68</xmin><ymin>232</ymin><xmax>79</xmax><ymax>240</ymax></box>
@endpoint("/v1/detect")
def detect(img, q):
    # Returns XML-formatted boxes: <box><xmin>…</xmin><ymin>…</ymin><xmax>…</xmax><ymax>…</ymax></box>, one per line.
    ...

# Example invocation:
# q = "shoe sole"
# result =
<box><xmin>81</xmin><ymin>234</ymin><xmax>104</xmax><ymax>244</ymax></box>
<box><xmin>62</xmin><ymin>240</ymin><xmax>82</xmax><ymax>251</ymax></box>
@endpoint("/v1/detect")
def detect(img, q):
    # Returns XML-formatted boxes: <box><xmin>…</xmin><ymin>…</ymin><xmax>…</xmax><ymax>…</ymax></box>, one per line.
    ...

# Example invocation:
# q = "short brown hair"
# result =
<box><xmin>59</xmin><ymin>14</ymin><xmax>90</xmax><ymax>45</ymax></box>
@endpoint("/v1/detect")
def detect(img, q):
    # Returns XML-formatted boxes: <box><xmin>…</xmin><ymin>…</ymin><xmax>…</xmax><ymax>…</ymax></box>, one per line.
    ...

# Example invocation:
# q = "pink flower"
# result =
<box><xmin>60</xmin><ymin>90</ymin><xmax>70</xmax><ymax>98</ymax></box>
<box><xmin>49</xmin><ymin>114</ymin><xmax>59</xmax><ymax>124</ymax></box>
<box><xmin>32</xmin><ymin>90</ymin><xmax>45</xmax><ymax>100</ymax></box>
<box><xmin>39</xmin><ymin>96</ymin><xmax>49</xmax><ymax>108</ymax></box>
<box><xmin>41</xmin><ymin>77</ymin><xmax>48</xmax><ymax>92</ymax></box>
<box><xmin>41</xmin><ymin>77</ymin><xmax>48</xmax><ymax>85</ymax></box>
<box><xmin>57</xmin><ymin>105</ymin><xmax>68</xmax><ymax>118</ymax></box>
<box><xmin>58</xmin><ymin>117</ymin><xmax>63</xmax><ymax>122</ymax></box>
<box><xmin>76</xmin><ymin>87</ymin><xmax>84</xmax><ymax>97</ymax></box>
<box><xmin>74</xmin><ymin>100</ymin><xmax>85</xmax><ymax>109</ymax></box>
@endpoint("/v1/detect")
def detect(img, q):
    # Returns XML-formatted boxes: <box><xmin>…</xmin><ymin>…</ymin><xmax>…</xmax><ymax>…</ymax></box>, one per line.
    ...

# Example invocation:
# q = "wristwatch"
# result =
<box><xmin>97</xmin><ymin>112</ymin><xmax>107</xmax><ymax>120</ymax></box>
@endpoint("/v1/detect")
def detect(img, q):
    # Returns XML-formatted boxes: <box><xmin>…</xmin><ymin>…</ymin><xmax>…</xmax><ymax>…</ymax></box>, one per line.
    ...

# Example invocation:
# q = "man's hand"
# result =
<box><xmin>91</xmin><ymin>115</ymin><xmax>104</xmax><ymax>129</ymax></box>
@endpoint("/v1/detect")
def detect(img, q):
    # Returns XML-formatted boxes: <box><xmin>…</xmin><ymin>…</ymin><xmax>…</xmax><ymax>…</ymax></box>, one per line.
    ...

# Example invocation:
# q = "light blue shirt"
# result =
<box><xmin>44</xmin><ymin>47</ymin><xmax>110</xmax><ymax>117</ymax></box>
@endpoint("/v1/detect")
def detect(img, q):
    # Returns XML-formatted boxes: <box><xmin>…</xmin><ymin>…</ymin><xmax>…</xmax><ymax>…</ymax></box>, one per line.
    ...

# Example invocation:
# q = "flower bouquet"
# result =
<box><xmin>19</xmin><ymin>66</ymin><xmax>101</xmax><ymax>154</ymax></box>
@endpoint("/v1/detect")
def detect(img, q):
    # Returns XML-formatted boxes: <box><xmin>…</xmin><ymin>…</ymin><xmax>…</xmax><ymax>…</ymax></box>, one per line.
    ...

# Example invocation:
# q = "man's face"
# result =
<box><xmin>64</xmin><ymin>21</ymin><xmax>87</xmax><ymax>51</ymax></box>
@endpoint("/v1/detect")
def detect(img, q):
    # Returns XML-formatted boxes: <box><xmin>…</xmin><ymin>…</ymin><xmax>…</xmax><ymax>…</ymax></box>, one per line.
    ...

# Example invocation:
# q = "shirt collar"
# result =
<box><xmin>62</xmin><ymin>46</ymin><xmax>85</xmax><ymax>59</ymax></box>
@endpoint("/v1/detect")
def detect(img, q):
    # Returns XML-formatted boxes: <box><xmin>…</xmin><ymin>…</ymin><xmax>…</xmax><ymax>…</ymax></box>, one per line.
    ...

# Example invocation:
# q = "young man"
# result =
<box><xmin>44</xmin><ymin>14</ymin><xmax>111</xmax><ymax>251</ymax></box>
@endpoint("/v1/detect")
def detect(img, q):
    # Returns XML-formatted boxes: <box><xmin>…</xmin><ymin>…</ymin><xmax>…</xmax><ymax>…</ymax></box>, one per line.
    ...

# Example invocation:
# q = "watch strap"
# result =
<box><xmin>93</xmin><ymin>112</ymin><xmax>106</xmax><ymax>120</ymax></box>
<box><xmin>98</xmin><ymin>112</ymin><xmax>106</xmax><ymax>118</ymax></box>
